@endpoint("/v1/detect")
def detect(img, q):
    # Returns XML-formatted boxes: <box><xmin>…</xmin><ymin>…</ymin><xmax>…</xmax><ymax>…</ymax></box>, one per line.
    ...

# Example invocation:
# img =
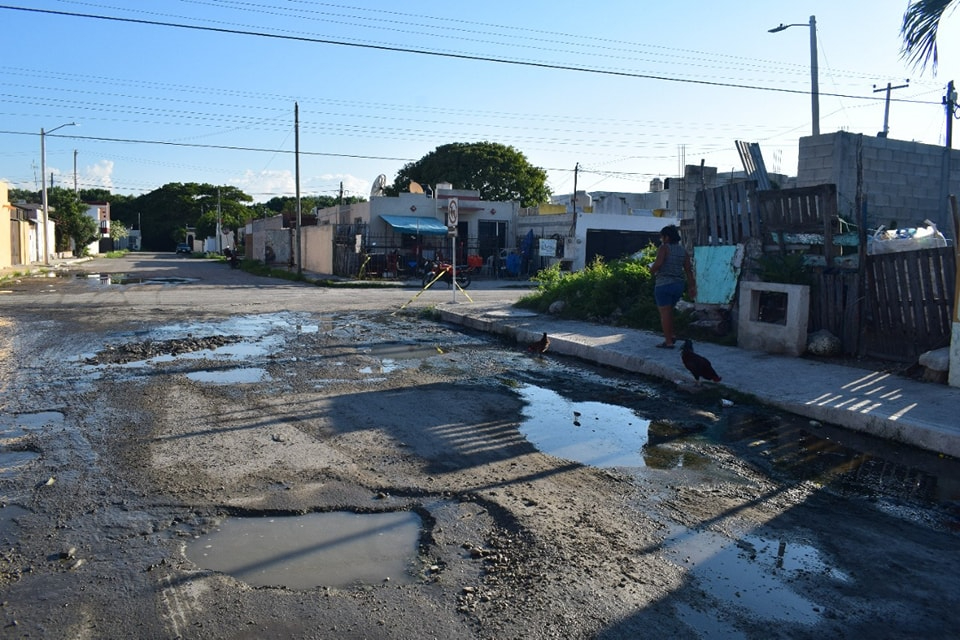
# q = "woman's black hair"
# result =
<box><xmin>660</xmin><ymin>224</ymin><xmax>680</xmax><ymax>243</ymax></box>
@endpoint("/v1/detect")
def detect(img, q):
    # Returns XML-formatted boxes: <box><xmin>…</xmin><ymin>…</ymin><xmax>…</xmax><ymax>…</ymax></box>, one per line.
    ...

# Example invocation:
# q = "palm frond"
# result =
<box><xmin>900</xmin><ymin>0</ymin><xmax>958</xmax><ymax>73</ymax></box>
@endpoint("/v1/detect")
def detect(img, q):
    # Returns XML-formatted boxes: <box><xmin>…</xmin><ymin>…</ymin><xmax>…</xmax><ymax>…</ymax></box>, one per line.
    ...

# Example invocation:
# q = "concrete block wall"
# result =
<box><xmin>797</xmin><ymin>132</ymin><xmax>960</xmax><ymax>237</ymax></box>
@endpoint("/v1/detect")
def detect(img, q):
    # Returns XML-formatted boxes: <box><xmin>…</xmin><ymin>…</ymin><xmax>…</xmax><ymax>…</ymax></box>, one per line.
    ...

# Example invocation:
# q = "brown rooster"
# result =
<box><xmin>528</xmin><ymin>332</ymin><xmax>550</xmax><ymax>355</ymax></box>
<box><xmin>681</xmin><ymin>339</ymin><xmax>721</xmax><ymax>384</ymax></box>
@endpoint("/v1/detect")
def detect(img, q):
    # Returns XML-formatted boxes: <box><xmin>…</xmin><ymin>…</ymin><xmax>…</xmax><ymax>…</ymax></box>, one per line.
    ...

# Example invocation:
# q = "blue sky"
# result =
<box><xmin>1</xmin><ymin>0</ymin><xmax>957</xmax><ymax>202</ymax></box>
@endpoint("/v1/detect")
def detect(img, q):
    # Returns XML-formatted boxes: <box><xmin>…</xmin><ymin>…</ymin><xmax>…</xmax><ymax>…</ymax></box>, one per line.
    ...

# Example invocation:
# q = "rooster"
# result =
<box><xmin>527</xmin><ymin>332</ymin><xmax>550</xmax><ymax>355</ymax></box>
<box><xmin>681</xmin><ymin>339</ymin><xmax>721</xmax><ymax>384</ymax></box>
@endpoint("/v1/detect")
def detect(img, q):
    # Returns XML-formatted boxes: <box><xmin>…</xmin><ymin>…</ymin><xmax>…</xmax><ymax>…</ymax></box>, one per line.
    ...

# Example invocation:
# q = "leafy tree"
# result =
<box><xmin>79</xmin><ymin>188</ymin><xmax>115</xmax><ymax>203</ymax></box>
<box><xmin>110</xmin><ymin>219</ymin><xmax>129</xmax><ymax>243</ymax></box>
<box><xmin>260</xmin><ymin>195</ymin><xmax>365</xmax><ymax>218</ymax></box>
<box><xmin>127</xmin><ymin>183</ymin><xmax>253</xmax><ymax>251</ymax></box>
<box><xmin>900</xmin><ymin>0</ymin><xmax>958</xmax><ymax>72</ymax></box>
<box><xmin>387</xmin><ymin>141</ymin><xmax>550</xmax><ymax>207</ymax></box>
<box><xmin>47</xmin><ymin>187</ymin><xmax>99</xmax><ymax>254</ymax></box>
<box><xmin>8</xmin><ymin>187</ymin><xmax>37</xmax><ymax>203</ymax></box>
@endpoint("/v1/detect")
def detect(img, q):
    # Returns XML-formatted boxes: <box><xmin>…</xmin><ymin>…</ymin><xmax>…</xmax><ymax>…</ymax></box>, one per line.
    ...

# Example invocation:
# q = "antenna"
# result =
<box><xmin>370</xmin><ymin>174</ymin><xmax>388</xmax><ymax>198</ymax></box>
<box><xmin>409</xmin><ymin>180</ymin><xmax>424</xmax><ymax>194</ymax></box>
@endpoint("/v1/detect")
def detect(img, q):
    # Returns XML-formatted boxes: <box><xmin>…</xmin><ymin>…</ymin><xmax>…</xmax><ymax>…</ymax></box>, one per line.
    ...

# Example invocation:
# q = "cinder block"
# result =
<box><xmin>737</xmin><ymin>281</ymin><xmax>810</xmax><ymax>356</ymax></box>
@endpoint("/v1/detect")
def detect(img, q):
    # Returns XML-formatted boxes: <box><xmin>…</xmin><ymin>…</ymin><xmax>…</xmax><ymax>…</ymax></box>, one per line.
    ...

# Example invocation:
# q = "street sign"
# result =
<box><xmin>446</xmin><ymin>198</ymin><xmax>458</xmax><ymax>229</ymax></box>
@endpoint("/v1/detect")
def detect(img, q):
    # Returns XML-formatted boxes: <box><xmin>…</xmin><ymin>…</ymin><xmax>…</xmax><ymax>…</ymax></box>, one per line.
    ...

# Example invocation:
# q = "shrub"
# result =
<box><xmin>518</xmin><ymin>244</ymin><xmax>669</xmax><ymax>330</ymax></box>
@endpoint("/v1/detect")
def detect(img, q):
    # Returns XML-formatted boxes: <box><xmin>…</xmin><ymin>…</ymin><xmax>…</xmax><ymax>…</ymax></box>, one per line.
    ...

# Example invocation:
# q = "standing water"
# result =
<box><xmin>186</xmin><ymin>511</ymin><xmax>422</xmax><ymax>589</ymax></box>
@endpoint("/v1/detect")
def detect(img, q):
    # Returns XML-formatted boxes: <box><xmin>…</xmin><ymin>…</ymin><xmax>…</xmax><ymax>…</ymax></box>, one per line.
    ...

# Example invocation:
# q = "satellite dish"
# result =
<box><xmin>408</xmin><ymin>181</ymin><xmax>424</xmax><ymax>194</ymax></box>
<box><xmin>370</xmin><ymin>174</ymin><xmax>388</xmax><ymax>198</ymax></box>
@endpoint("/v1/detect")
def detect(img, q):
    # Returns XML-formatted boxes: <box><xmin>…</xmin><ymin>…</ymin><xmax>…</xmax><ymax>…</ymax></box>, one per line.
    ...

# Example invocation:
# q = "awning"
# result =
<box><xmin>380</xmin><ymin>215</ymin><xmax>448</xmax><ymax>236</ymax></box>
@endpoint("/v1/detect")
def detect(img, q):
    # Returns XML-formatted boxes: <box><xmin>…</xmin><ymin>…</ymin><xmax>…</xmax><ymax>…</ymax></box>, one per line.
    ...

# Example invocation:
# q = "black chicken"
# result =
<box><xmin>681</xmin><ymin>339</ymin><xmax>721</xmax><ymax>384</ymax></box>
<box><xmin>528</xmin><ymin>332</ymin><xmax>550</xmax><ymax>355</ymax></box>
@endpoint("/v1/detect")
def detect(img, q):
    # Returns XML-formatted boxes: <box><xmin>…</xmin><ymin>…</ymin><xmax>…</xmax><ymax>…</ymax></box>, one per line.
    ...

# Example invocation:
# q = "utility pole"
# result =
<box><xmin>339</xmin><ymin>181</ymin><xmax>344</xmax><ymax>205</ymax></box>
<box><xmin>945</xmin><ymin>80</ymin><xmax>957</xmax><ymax>149</ymax></box>
<box><xmin>872</xmin><ymin>80</ymin><xmax>909</xmax><ymax>137</ymax></box>
<box><xmin>295</xmin><ymin>102</ymin><xmax>302</xmax><ymax>276</ymax></box>
<box><xmin>217</xmin><ymin>188</ymin><xmax>222</xmax><ymax>255</ymax></box>
<box><xmin>73</xmin><ymin>149</ymin><xmax>78</xmax><ymax>194</ymax></box>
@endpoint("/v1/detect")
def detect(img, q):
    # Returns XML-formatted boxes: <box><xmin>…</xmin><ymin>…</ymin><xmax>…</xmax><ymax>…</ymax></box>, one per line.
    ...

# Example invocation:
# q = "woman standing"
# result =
<box><xmin>649</xmin><ymin>224</ymin><xmax>696</xmax><ymax>349</ymax></box>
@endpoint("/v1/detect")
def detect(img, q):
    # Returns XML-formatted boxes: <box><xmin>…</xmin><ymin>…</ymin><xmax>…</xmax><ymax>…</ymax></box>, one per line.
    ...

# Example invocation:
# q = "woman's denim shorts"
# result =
<box><xmin>654</xmin><ymin>281</ymin><xmax>685</xmax><ymax>307</ymax></box>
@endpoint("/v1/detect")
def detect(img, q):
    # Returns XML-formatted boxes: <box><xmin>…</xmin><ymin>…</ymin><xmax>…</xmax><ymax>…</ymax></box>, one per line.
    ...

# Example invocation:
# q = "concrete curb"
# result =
<box><xmin>437</xmin><ymin>303</ymin><xmax>960</xmax><ymax>459</ymax></box>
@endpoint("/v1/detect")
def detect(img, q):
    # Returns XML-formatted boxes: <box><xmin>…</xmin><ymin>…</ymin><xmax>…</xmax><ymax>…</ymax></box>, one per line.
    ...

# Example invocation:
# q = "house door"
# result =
<box><xmin>10</xmin><ymin>219</ymin><xmax>23</xmax><ymax>264</ymax></box>
<box><xmin>478</xmin><ymin>220</ymin><xmax>506</xmax><ymax>264</ymax></box>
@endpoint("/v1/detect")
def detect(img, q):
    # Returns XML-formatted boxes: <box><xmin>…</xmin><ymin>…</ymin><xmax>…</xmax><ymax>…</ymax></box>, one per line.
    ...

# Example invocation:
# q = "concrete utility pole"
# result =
<box><xmin>295</xmin><ymin>102</ymin><xmax>302</xmax><ymax>276</ymax></box>
<box><xmin>217</xmin><ymin>188</ymin><xmax>222</xmax><ymax>255</ymax></box>
<box><xmin>873</xmin><ymin>80</ymin><xmax>909</xmax><ymax>138</ymax></box>
<box><xmin>769</xmin><ymin>15</ymin><xmax>819</xmax><ymax>136</ymax></box>
<box><xmin>40</xmin><ymin>122</ymin><xmax>77</xmax><ymax>265</ymax></box>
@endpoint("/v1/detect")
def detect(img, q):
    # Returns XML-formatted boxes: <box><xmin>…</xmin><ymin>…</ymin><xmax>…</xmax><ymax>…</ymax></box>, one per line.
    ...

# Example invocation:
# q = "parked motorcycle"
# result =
<box><xmin>421</xmin><ymin>260</ymin><xmax>471</xmax><ymax>289</ymax></box>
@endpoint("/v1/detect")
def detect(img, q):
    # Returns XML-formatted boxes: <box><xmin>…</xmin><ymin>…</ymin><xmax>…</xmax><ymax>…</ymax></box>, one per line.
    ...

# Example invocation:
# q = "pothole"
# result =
<box><xmin>80</xmin><ymin>273</ymin><xmax>198</xmax><ymax>285</ymax></box>
<box><xmin>0</xmin><ymin>450</ymin><xmax>40</xmax><ymax>479</ymax></box>
<box><xmin>185</xmin><ymin>367</ymin><xmax>272</xmax><ymax>384</ymax></box>
<box><xmin>517</xmin><ymin>384</ymin><xmax>651</xmax><ymax>468</ymax></box>
<box><xmin>359</xmin><ymin>342</ymin><xmax>447</xmax><ymax>374</ymax></box>
<box><xmin>185</xmin><ymin>510</ymin><xmax>423</xmax><ymax>589</ymax></box>
<box><xmin>665</xmin><ymin>526</ymin><xmax>846</xmax><ymax>625</ymax></box>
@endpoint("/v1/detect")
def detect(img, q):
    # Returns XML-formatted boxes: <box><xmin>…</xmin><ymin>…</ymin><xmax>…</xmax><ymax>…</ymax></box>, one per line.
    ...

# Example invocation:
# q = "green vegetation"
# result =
<box><xmin>103</xmin><ymin>250</ymin><xmax>129</xmax><ymax>258</ymax></box>
<box><xmin>516</xmin><ymin>244</ymin><xmax>679</xmax><ymax>332</ymax></box>
<box><xmin>388</xmin><ymin>141</ymin><xmax>550</xmax><ymax>207</ymax></box>
<box><xmin>755</xmin><ymin>253</ymin><xmax>814</xmax><ymax>286</ymax></box>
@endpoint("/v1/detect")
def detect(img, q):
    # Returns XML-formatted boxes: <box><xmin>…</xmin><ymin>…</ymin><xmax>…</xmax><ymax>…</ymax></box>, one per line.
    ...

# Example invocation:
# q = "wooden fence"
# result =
<box><xmin>694</xmin><ymin>182</ymin><xmax>956</xmax><ymax>361</ymax></box>
<box><xmin>862</xmin><ymin>247</ymin><xmax>955</xmax><ymax>361</ymax></box>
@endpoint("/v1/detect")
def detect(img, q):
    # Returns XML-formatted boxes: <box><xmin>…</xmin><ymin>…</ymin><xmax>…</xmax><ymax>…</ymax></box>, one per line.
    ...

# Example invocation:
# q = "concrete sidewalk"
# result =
<box><xmin>436</xmin><ymin>302</ymin><xmax>960</xmax><ymax>459</ymax></box>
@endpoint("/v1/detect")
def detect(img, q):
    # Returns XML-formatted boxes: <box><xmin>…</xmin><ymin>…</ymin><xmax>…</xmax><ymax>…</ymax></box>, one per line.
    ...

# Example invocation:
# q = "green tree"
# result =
<box><xmin>388</xmin><ymin>142</ymin><xmax>550</xmax><ymax>207</ymax></box>
<box><xmin>128</xmin><ymin>183</ymin><xmax>253</xmax><ymax>251</ymax></box>
<box><xmin>900</xmin><ymin>0</ymin><xmax>958</xmax><ymax>72</ymax></box>
<box><xmin>110</xmin><ymin>219</ymin><xmax>129</xmax><ymax>244</ymax></box>
<box><xmin>8</xmin><ymin>187</ymin><xmax>38</xmax><ymax>203</ymax></box>
<box><xmin>259</xmin><ymin>194</ymin><xmax>365</xmax><ymax>219</ymax></box>
<box><xmin>47</xmin><ymin>187</ymin><xmax>99</xmax><ymax>255</ymax></box>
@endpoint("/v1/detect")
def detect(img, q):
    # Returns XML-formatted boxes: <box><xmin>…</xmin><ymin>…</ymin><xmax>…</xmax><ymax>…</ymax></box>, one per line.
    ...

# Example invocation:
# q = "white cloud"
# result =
<box><xmin>233</xmin><ymin>169</ymin><xmax>295</xmax><ymax>200</ymax></box>
<box><xmin>84</xmin><ymin>160</ymin><xmax>115</xmax><ymax>191</ymax></box>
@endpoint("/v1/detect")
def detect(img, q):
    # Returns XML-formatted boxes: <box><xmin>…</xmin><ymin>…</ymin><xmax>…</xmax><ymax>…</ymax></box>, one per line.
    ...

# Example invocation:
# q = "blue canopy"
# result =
<box><xmin>380</xmin><ymin>215</ymin><xmax>448</xmax><ymax>236</ymax></box>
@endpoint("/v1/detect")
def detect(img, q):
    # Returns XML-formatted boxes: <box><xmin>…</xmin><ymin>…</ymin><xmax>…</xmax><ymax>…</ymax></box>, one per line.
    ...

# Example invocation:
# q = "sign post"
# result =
<box><xmin>448</xmin><ymin>198</ymin><xmax>459</xmax><ymax>303</ymax></box>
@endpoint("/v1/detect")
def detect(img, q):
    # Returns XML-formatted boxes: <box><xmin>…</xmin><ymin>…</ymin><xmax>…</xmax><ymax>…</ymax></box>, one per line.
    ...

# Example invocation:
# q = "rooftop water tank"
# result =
<box><xmin>650</xmin><ymin>177</ymin><xmax>663</xmax><ymax>192</ymax></box>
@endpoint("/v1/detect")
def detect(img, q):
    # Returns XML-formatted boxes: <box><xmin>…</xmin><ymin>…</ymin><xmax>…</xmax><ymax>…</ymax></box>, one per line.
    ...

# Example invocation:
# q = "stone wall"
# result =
<box><xmin>797</xmin><ymin>131</ymin><xmax>960</xmax><ymax>237</ymax></box>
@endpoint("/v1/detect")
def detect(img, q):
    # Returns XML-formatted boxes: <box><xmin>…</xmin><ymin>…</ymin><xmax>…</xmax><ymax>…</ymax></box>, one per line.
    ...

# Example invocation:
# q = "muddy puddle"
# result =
<box><xmin>186</xmin><ymin>511</ymin><xmax>422</xmax><ymax>589</ymax></box>
<box><xmin>185</xmin><ymin>367</ymin><xmax>272</xmax><ymax>384</ymax></box>
<box><xmin>664</xmin><ymin>525</ymin><xmax>849</xmax><ymax>626</ymax></box>
<box><xmin>358</xmin><ymin>341</ymin><xmax>448</xmax><ymax>375</ymax></box>
<box><xmin>515</xmin><ymin>381</ymin><xmax>960</xmax><ymax>512</ymax></box>
<box><xmin>80</xmin><ymin>273</ymin><xmax>199</xmax><ymax>285</ymax></box>
<box><xmin>517</xmin><ymin>384</ymin><xmax>651</xmax><ymax>468</ymax></box>
<box><xmin>0</xmin><ymin>411</ymin><xmax>65</xmax><ymax>499</ymax></box>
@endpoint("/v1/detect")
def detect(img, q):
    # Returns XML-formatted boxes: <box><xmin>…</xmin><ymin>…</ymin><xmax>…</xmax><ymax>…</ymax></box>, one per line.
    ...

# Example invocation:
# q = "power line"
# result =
<box><xmin>0</xmin><ymin>129</ymin><xmax>415</xmax><ymax>161</ymax></box>
<box><xmin>0</xmin><ymin>4</ymin><xmax>919</xmax><ymax>104</ymax></box>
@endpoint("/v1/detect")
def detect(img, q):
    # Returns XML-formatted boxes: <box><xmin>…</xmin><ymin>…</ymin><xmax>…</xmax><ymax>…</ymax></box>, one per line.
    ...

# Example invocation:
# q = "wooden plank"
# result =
<box><xmin>723</xmin><ymin>187</ymin><xmax>735</xmax><ymax>243</ymax></box>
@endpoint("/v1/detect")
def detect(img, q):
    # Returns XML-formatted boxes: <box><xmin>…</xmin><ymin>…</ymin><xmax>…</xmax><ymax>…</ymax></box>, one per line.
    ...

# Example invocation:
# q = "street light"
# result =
<box><xmin>769</xmin><ymin>15</ymin><xmax>819</xmax><ymax>136</ymax></box>
<box><xmin>40</xmin><ymin>122</ymin><xmax>77</xmax><ymax>265</ymax></box>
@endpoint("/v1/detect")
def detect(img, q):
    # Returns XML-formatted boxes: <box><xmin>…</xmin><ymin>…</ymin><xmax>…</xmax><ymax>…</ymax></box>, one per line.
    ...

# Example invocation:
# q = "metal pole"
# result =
<box><xmin>295</xmin><ymin>102</ymin><xmax>302</xmax><ymax>276</ymax></box>
<box><xmin>40</xmin><ymin>128</ymin><xmax>49</xmax><ymax>265</ymax></box>
<box><xmin>38</xmin><ymin>122</ymin><xmax>77</xmax><ymax>265</ymax></box>
<box><xmin>809</xmin><ymin>15</ymin><xmax>819</xmax><ymax>136</ymax></box>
